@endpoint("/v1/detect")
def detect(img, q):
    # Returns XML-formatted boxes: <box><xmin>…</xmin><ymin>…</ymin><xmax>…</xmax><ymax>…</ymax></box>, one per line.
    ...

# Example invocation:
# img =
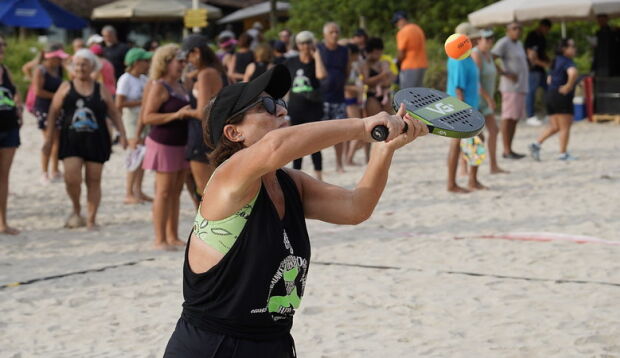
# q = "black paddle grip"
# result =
<box><xmin>371</xmin><ymin>123</ymin><xmax>409</xmax><ymax>141</ymax></box>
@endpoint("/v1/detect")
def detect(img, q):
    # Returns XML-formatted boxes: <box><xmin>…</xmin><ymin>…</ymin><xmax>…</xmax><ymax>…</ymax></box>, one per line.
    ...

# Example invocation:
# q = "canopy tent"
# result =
<box><xmin>91</xmin><ymin>0</ymin><xmax>222</xmax><ymax>21</ymax></box>
<box><xmin>469</xmin><ymin>0</ymin><xmax>620</xmax><ymax>35</ymax></box>
<box><xmin>514</xmin><ymin>0</ymin><xmax>620</xmax><ymax>22</ymax></box>
<box><xmin>216</xmin><ymin>1</ymin><xmax>290</xmax><ymax>24</ymax></box>
<box><xmin>468</xmin><ymin>0</ymin><xmax>521</xmax><ymax>27</ymax></box>
<box><xmin>470</xmin><ymin>0</ymin><xmax>620</xmax><ymax>26</ymax></box>
<box><xmin>0</xmin><ymin>0</ymin><xmax>87</xmax><ymax>29</ymax></box>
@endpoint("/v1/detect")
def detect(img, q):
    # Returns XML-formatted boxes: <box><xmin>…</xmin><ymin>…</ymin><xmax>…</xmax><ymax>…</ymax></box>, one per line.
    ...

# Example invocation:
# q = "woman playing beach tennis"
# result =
<box><xmin>164</xmin><ymin>64</ymin><xmax>427</xmax><ymax>357</ymax></box>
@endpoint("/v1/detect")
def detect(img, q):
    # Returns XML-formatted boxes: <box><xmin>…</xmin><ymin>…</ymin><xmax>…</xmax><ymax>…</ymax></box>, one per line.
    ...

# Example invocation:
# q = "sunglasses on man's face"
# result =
<box><xmin>228</xmin><ymin>96</ymin><xmax>287</xmax><ymax>122</ymax></box>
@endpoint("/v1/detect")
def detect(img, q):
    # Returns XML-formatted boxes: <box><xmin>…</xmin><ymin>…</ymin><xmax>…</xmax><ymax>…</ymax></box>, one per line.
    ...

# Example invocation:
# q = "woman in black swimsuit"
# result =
<box><xmin>163</xmin><ymin>65</ymin><xmax>427</xmax><ymax>356</ymax></box>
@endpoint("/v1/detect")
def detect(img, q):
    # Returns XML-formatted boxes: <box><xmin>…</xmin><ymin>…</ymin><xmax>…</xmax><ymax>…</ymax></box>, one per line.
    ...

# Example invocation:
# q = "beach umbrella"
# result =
<box><xmin>515</xmin><ymin>0</ymin><xmax>620</xmax><ymax>22</ymax></box>
<box><xmin>468</xmin><ymin>0</ymin><xmax>521</xmax><ymax>27</ymax></box>
<box><xmin>91</xmin><ymin>0</ymin><xmax>222</xmax><ymax>21</ymax></box>
<box><xmin>0</xmin><ymin>0</ymin><xmax>88</xmax><ymax>29</ymax></box>
<box><xmin>469</xmin><ymin>0</ymin><xmax>620</xmax><ymax>36</ymax></box>
<box><xmin>216</xmin><ymin>1</ymin><xmax>290</xmax><ymax>24</ymax></box>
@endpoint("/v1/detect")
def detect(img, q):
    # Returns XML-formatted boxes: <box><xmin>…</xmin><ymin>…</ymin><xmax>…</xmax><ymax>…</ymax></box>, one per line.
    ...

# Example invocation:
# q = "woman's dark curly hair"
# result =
<box><xmin>203</xmin><ymin>97</ymin><xmax>246</xmax><ymax>167</ymax></box>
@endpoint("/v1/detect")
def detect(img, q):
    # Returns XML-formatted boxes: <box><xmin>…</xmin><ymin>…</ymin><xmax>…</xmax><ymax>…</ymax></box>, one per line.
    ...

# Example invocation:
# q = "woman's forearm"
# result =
<box><xmin>350</xmin><ymin>144</ymin><xmax>394</xmax><ymax>222</ymax></box>
<box><xmin>261</xmin><ymin>118</ymin><xmax>365</xmax><ymax>171</ymax></box>
<box><xmin>480</xmin><ymin>86</ymin><xmax>492</xmax><ymax>103</ymax></box>
<box><xmin>142</xmin><ymin>112</ymin><xmax>178</xmax><ymax>125</ymax></box>
<box><xmin>110</xmin><ymin>112</ymin><xmax>126</xmax><ymax>137</ymax></box>
<box><xmin>565</xmin><ymin>68</ymin><xmax>578</xmax><ymax>91</ymax></box>
<box><xmin>35</xmin><ymin>88</ymin><xmax>56</xmax><ymax>99</ymax></box>
<box><xmin>364</xmin><ymin>74</ymin><xmax>386</xmax><ymax>87</ymax></box>
<box><xmin>117</xmin><ymin>99</ymin><xmax>141</xmax><ymax>109</ymax></box>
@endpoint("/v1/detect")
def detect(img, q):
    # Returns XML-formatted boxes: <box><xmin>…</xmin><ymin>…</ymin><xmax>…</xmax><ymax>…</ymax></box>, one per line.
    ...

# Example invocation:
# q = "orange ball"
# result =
<box><xmin>445</xmin><ymin>33</ymin><xmax>472</xmax><ymax>60</ymax></box>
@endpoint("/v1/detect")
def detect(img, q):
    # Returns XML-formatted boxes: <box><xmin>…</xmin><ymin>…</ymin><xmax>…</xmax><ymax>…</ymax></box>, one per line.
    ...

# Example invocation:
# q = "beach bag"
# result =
<box><xmin>25</xmin><ymin>83</ymin><xmax>36</xmax><ymax>114</ymax></box>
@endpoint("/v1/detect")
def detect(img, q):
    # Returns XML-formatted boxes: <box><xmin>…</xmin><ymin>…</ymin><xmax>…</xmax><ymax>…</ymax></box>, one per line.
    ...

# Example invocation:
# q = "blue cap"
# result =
<box><xmin>391</xmin><ymin>11</ymin><xmax>407</xmax><ymax>24</ymax></box>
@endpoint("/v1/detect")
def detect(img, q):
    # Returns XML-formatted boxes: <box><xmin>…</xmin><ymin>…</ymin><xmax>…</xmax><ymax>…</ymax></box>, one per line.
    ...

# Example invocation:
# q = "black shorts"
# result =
<box><xmin>0</xmin><ymin>128</ymin><xmax>20</xmax><ymax>148</ymax></box>
<box><xmin>186</xmin><ymin>118</ymin><xmax>210</xmax><ymax>163</ymax></box>
<box><xmin>545</xmin><ymin>90</ymin><xmax>574</xmax><ymax>115</ymax></box>
<box><xmin>164</xmin><ymin>318</ymin><xmax>296</xmax><ymax>357</ymax></box>
<box><xmin>59</xmin><ymin>136</ymin><xmax>111</xmax><ymax>164</ymax></box>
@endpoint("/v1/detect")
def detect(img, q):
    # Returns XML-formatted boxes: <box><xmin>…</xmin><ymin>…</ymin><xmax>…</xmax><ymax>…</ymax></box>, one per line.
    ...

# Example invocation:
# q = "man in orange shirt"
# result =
<box><xmin>393</xmin><ymin>11</ymin><xmax>428</xmax><ymax>88</ymax></box>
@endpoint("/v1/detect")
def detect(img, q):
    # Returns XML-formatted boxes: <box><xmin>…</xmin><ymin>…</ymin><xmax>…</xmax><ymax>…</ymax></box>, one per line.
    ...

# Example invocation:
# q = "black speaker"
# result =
<box><xmin>595</xmin><ymin>94</ymin><xmax>620</xmax><ymax>114</ymax></box>
<box><xmin>595</xmin><ymin>77</ymin><xmax>620</xmax><ymax>93</ymax></box>
<box><xmin>594</xmin><ymin>77</ymin><xmax>620</xmax><ymax>113</ymax></box>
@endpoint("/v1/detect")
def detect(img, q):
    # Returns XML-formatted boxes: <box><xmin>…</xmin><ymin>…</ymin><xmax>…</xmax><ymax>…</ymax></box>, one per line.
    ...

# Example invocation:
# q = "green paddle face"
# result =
<box><xmin>393</xmin><ymin>88</ymin><xmax>485</xmax><ymax>139</ymax></box>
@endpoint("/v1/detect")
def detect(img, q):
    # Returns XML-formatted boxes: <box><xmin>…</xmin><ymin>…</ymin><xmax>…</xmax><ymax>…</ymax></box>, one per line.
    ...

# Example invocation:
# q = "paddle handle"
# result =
<box><xmin>371</xmin><ymin>123</ymin><xmax>436</xmax><ymax>141</ymax></box>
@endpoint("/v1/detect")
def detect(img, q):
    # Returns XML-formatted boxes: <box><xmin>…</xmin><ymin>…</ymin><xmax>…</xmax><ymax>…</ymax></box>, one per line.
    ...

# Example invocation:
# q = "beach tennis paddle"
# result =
<box><xmin>371</xmin><ymin>87</ymin><xmax>485</xmax><ymax>141</ymax></box>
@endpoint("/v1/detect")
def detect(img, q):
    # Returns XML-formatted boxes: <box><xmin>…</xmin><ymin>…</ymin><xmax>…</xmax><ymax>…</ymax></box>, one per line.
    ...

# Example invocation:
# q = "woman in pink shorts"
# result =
<box><xmin>142</xmin><ymin>44</ymin><xmax>193</xmax><ymax>250</ymax></box>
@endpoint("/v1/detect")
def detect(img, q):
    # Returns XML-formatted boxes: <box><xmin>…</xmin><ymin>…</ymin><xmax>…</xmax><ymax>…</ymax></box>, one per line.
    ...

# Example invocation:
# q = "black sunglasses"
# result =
<box><xmin>227</xmin><ymin>96</ymin><xmax>287</xmax><ymax>122</ymax></box>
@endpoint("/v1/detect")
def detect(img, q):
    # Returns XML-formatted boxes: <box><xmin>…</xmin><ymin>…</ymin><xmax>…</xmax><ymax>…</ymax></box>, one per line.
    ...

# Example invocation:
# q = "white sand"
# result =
<box><xmin>1</xmin><ymin>115</ymin><xmax>619</xmax><ymax>357</ymax></box>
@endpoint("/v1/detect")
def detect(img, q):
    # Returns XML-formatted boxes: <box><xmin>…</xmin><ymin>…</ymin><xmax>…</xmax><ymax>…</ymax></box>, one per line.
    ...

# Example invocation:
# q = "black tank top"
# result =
<box><xmin>34</xmin><ymin>65</ymin><xmax>63</xmax><ymax>112</ymax></box>
<box><xmin>181</xmin><ymin>169</ymin><xmax>311</xmax><ymax>340</ymax></box>
<box><xmin>250</xmin><ymin>62</ymin><xmax>269</xmax><ymax>81</ymax></box>
<box><xmin>148</xmin><ymin>80</ymin><xmax>189</xmax><ymax>146</ymax></box>
<box><xmin>187</xmin><ymin>71</ymin><xmax>229</xmax><ymax>149</ymax></box>
<box><xmin>367</xmin><ymin>66</ymin><xmax>380</xmax><ymax>96</ymax></box>
<box><xmin>60</xmin><ymin>82</ymin><xmax>110</xmax><ymax>151</ymax></box>
<box><xmin>234</xmin><ymin>51</ymin><xmax>255</xmax><ymax>75</ymax></box>
<box><xmin>0</xmin><ymin>64</ymin><xmax>18</xmax><ymax>131</ymax></box>
<box><xmin>188</xmin><ymin>70</ymin><xmax>229</xmax><ymax>109</ymax></box>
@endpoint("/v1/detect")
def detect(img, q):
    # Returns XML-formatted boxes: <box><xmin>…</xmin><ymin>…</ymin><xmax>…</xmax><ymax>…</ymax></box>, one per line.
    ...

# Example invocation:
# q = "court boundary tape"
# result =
<box><xmin>0</xmin><ymin>257</ymin><xmax>155</xmax><ymax>290</ymax></box>
<box><xmin>313</xmin><ymin>261</ymin><xmax>620</xmax><ymax>288</ymax></box>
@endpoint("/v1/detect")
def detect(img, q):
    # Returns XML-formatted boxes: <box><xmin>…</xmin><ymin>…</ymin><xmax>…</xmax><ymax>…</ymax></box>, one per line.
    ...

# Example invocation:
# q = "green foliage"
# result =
<box><xmin>2</xmin><ymin>36</ymin><xmax>44</xmax><ymax>96</ymax></box>
<box><xmin>423</xmin><ymin>39</ymin><xmax>447</xmax><ymax>90</ymax></box>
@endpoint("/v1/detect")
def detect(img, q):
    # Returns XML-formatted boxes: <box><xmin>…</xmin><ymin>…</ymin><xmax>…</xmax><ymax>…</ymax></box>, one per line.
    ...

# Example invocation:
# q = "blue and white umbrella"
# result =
<box><xmin>0</xmin><ymin>0</ymin><xmax>88</xmax><ymax>30</ymax></box>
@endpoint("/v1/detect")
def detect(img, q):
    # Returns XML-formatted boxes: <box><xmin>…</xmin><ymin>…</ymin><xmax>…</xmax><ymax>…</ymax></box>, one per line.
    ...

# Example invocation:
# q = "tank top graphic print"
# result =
<box><xmin>292</xmin><ymin>69</ymin><xmax>313</xmax><ymax>95</ymax></box>
<box><xmin>249</xmin><ymin>228</ymin><xmax>309</xmax><ymax>321</ymax></box>
<box><xmin>70</xmin><ymin>98</ymin><xmax>99</xmax><ymax>132</ymax></box>
<box><xmin>0</xmin><ymin>86</ymin><xmax>15</xmax><ymax>110</ymax></box>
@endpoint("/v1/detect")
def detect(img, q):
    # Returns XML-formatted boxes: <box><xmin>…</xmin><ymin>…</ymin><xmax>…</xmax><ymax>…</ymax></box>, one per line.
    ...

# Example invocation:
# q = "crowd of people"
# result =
<box><xmin>0</xmin><ymin>11</ymin><xmax>588</xmax><ymax>237</ymax></box>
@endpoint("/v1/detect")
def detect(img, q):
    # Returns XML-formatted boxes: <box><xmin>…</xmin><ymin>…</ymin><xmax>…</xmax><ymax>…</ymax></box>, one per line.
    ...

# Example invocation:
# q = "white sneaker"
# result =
<box><xmin>40</xmin><ymin>173</ymin><xmax>50</xmax><ymax>185</ymax></box>
<box><xmin>557</xmin><ymin>152</ymin><xmax>577</xmax><ymax>161</ymax></box>
<box><xmin>526</xmin><ymin>116</ymin><xmax>543</xmax><ymax>126</ymax></box>
<box><xmin>528</xmin><ymin>142</ymin><xmax>541</xmax><ymax>161</ymax></box>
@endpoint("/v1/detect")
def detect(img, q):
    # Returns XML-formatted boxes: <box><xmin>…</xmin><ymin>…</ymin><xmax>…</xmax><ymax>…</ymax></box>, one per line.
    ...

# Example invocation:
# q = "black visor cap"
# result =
<box><xmin>208</xmin><ymin>64</ymin><xmax>292</xmax><ymax>146</ymax></box>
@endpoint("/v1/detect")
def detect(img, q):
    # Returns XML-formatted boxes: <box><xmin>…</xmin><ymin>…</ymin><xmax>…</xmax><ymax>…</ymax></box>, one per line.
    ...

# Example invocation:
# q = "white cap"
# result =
<box><xmin>455</xmin><ymin>22</ymin><xmax>482</xmax><ymax>39</ymax></box>
<box><xmin>86</xmin><ymin>34</ymin><xmax>103</xmax><ymax>46</ymax></box>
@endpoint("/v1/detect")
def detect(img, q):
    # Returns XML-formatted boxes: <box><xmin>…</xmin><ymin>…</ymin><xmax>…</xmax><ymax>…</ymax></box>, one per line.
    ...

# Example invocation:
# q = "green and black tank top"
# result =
<box><xmin>181</xmin><ymin>169</ymin><xmax>311</xmax><ymax>340</ymax></box>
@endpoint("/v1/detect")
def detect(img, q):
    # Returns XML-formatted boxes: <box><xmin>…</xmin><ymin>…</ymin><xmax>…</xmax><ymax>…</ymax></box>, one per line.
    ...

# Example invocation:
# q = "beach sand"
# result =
<box><xmin>1</xmin><ymin>115</ymin><xmax>619</xmax><ymax>357</ymax></box>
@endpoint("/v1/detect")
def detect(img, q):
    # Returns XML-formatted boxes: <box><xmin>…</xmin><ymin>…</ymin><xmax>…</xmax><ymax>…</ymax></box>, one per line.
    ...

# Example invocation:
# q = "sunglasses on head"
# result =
<box><xmin>227</xmin><ymin>96</ymin><xmax>287</xmax><ymax>122</ymax></box>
